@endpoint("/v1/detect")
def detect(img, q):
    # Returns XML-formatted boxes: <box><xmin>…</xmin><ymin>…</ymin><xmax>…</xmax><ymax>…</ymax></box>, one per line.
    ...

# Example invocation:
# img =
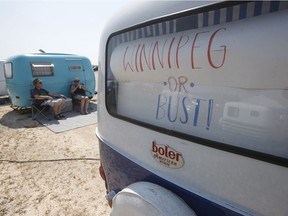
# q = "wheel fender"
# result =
<box><xmin>110</xmin><ymin>181</ymin><xmax>197</xmax><ymax>216</ymax></box>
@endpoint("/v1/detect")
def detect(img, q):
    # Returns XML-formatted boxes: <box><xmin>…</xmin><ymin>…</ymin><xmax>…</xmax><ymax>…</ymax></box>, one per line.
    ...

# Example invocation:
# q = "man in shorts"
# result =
<box><xmin>31</xmin><ymin>78</ymin><xmax>66</xmax><ymax>120</ymax></box>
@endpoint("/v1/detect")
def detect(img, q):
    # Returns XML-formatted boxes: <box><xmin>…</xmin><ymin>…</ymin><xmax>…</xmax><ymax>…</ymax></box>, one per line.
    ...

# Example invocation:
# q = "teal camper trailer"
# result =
<box><xmin>4</xmin><ymin>53</ymin><xmax>95</xmax><ymax>108</ymax></box>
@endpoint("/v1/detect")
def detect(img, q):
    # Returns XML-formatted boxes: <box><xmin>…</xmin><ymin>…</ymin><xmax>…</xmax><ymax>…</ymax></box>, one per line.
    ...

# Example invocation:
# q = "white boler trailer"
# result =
<box><xmin>97</xmin><ymin>1</ymin><xmax>288</xmax><ymax>215</ymax></box>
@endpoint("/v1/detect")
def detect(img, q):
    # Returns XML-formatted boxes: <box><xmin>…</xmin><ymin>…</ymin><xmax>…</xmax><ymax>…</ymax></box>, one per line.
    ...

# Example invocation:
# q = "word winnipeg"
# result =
<box><xmin>123</xmin><ymin>28</ymin><xmax>227</xmax><ymax>72</ymax></box>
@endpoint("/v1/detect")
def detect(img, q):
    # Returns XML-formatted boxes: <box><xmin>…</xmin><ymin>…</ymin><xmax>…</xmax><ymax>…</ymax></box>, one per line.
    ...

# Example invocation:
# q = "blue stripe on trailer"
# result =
<box><xmin>239</xmin><ymin>3</ymin><xmax>247</xmax><ymax>20</ymax></box>
<box><xmin>254</xmin><ymin>1</ymin><xmax>262</xmax><ymax>16</ymax></box>
<box><xmin>270</xmin><ymin>1</ymin><xmax>280</xmax><ymax>12</ymax></box>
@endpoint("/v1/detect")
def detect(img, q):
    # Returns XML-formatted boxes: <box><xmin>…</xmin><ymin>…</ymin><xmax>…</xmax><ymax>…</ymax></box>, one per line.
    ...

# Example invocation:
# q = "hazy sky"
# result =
<box><xmin>0</xmin><ymin>0</ymin><xmax>132</xmax><ymax>65</ymax></box>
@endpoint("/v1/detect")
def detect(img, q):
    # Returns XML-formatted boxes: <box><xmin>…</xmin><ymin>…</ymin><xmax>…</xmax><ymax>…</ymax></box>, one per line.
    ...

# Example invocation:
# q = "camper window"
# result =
<box><xmin>105</xmin><ymin>6</ymin><xmax>288</xmax><ymax>162</ymax></box>
<box><xmin>31</xmin><ymin>62</ymin><xmax>54</xmax><ymax>77</ymax></box>
<box><xmin>4</xmin><ymin>62</ymin><xmax>13</xmax><ymax>79</ymax></box>
<box><xmin>69</xmin><ymin>65</ymin><xmax>82</xmax><ymax>71</ymax></box>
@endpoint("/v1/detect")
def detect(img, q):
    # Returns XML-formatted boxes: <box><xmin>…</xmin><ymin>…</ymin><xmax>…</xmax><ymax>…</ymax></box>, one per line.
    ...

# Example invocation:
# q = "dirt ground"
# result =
<box><xmin>0</xmin><ymin>103</ymin><xmax>111</xmax><ymax>216</ymax></box>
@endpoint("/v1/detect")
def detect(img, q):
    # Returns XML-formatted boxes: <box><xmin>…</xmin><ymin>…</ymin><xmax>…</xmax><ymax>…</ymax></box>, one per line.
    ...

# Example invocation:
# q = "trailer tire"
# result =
<box><xmin>110</xmin><ymin>181</ymin><xmax>197</xmax><ymax>216</ymax></box>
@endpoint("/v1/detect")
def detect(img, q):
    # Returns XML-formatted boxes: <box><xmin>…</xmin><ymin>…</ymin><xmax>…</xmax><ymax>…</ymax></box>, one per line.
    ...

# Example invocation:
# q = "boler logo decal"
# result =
<box><xmin>151</xmin><ymin>141</ymin><xmax>184</xmax><ymax>169</ymax></box>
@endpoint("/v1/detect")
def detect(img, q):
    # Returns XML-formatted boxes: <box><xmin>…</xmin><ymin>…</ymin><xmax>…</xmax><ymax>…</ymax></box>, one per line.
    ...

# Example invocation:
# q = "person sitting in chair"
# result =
<box><xmin>70</xmin><ymin>77</ymin><xmax>91</xmax><ymax>114</ymax></box>
<box><xmin>31</xmin><ymin>78</ymin><xmax>66</xmax><ymax>120</ymax></box>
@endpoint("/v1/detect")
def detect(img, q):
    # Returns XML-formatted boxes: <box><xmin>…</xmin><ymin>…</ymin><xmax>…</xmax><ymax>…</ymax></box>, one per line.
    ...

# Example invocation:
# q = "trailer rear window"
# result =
<box><xmin>31</xmin><ymin>62</ymin><xmax>54</xmax><ymax>77</ymax></box>
<box><xmin>105</xmin><ymin>1</ymin><xmax>288</xmax><ymax>166</ymax></box>
<box><xmin>4</xmin><ymin>62</ymin><xmax>13</xmax><ymax>79</ymax></box>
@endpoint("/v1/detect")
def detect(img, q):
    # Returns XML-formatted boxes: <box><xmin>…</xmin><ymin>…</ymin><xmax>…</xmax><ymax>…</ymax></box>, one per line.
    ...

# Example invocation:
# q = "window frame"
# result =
<box><xmin>31</xmin><ymin>62</ymin><xmax>54</xmax><ymax>77</ymax></box>
<box><xmin>105</xmin><ymin>1</ymin><xmax>288</xmax><ymax>168</ymax></box>
<box><xmin>4</xmin><ymin>62</ymin><xmax>13</xmax><ymax>79</ymax></box>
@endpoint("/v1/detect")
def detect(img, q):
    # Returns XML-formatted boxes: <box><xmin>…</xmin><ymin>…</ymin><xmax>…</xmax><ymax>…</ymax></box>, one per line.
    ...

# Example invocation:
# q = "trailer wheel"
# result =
<box><xmin>110</xmin><ymin>181</ymin><xmax>197</xmax><ymax>216</ymax></box>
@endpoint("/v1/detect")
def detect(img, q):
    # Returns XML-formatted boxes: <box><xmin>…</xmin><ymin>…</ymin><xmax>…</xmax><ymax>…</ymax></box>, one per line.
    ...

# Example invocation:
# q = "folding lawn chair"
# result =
<box><xmin>30</xmin><ymin>90</ymin><xmax>51</xmax><ymax>121</ymax></box>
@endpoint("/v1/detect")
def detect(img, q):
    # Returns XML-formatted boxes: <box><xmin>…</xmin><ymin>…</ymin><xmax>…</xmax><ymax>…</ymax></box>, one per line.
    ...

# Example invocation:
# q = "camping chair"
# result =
<box><xmin>70</xmin><ymin>84</ymin><xmax>94</xmax><ymax>112</ymax></box>
<box><xmin>30</xmin><ymin>90</ymin><xmax>51</xmax><ymax>120</ymax></box>
<box><xmin>71</xmin><ymin>95</ymin><xmax>94</xmax><ymax>112</ymax></box>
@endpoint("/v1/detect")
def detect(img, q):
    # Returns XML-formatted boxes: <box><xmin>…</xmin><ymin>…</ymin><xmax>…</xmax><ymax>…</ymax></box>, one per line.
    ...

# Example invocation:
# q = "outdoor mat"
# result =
<box><xmin>36</xmin><ymin>103</ymin><xmax>97</xmax><ymax>133</ymax></box>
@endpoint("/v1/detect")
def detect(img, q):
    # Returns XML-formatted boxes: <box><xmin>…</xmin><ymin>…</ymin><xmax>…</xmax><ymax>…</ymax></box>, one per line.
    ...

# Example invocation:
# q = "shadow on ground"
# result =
<box><xmin>0</xmin><ymin>108</ymin><xmax>40</xmax><ymax>129</ymax></box>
